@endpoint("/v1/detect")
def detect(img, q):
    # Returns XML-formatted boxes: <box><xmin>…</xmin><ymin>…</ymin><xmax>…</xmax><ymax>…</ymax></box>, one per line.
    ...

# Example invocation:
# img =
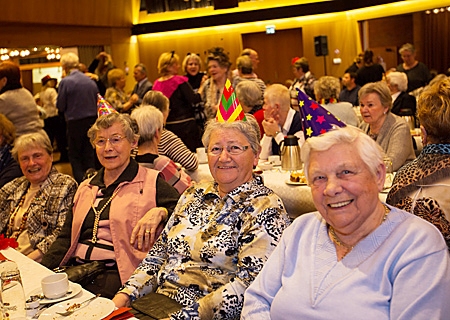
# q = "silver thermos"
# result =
<box><xmin>280</xmin><ymin>135</ymin><xmax>302</xmax><ymax>171</ymax></box>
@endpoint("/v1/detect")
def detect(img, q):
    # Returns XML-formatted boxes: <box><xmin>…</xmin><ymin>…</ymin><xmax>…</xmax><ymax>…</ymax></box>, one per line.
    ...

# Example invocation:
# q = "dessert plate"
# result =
<box><xmin>38</xmin><ymin>296</ymin><xmax>114</xmax><ymax>319</ymax></box>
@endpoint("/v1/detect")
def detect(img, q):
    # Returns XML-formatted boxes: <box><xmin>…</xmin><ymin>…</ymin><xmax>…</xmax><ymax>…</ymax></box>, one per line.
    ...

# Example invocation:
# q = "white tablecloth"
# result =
<box><xmin>187</xmin><ymin>163</ymin><xmax>316</xmax><ymax>218</ymax></box>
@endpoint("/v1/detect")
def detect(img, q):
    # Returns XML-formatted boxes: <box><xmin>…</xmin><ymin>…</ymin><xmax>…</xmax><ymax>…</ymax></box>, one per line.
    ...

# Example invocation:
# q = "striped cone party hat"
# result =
<box><xmin>298</xmin><ymin>89</ymin><xmax>346</xmax><ymax>138</ymax></box>
<box><xmin>97</xmin><ymin>93</ymin><xmax>118</xmax><ymax>117</ymax></box>
<box><xmin>216</xmin><ymin>79</ymin><xmax>246</xmax><ymax>122</ymax></box>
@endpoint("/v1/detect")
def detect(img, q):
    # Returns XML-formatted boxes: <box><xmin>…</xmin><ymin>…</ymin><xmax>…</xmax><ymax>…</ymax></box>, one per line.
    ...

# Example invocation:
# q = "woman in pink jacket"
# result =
<box><xmin>41</xmin><ymin>112</ymin><xmax>180</xmax><ymax>298</ymax></box>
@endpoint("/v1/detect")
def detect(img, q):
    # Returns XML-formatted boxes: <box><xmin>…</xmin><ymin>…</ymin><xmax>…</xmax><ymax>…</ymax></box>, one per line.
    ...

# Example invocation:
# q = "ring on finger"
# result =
<box><xmin>145</xmin><ymin>230</ymin><xmax>151</xmax><ymax>234</ymax></box>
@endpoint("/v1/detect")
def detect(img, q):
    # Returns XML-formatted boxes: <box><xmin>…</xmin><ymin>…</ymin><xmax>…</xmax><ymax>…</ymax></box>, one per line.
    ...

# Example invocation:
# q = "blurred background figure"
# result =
<box><xmin>242</xmin><ymin>125</ymin><xmax>450</xmax><ymax>319</ymax></box>
<box><xmin>345</xmin><ymin>52</ymin><xmax>364</xmax><ymax>73</ymax></box>
<box><xmin>396</xmin><ymin>43</ymin><xmax>431</xmax><ymax>94</ymax></box>
<box><xmin>0</xmin><ymin>61</ymin><xmax>46</xmax><ymax>137</ymax></box>
<box><xmin>0</xmin><ymin>114</ymin><xmax>22</xmax><ymax>187</ymax></box>
<box><xmin>231</xmin><ymin>48</ymin><xmax>260</xmax><ymax>79</ymax></box>
<box><xmin>358</xmin><ymin>81</ymin><xmax>415</xmax><ymax>171</ymax></box>
<box><xmin>130</xmin><ymin>63</ymin><xmax>153</xmax><ymax>108</ymax></box>
<box><xmin>201</xmin><ymin>47</ymin><xmax>232</xmax><ymax>120</ymax></box>
<box><xmin>232</xmin><ymin>55</ymin><xmax>266</xmax><ymax>97</ymax></box>
<box><xmin>235</xmin><ymin>80</ymin><xmax>265</xmax><ymax>136</ymax></box>
<box><xmin>356</xmin><ymin>50</ymin><xmax>385</xmax><ymax>87</ymax></box>
<box><xmin>289</xmin><ymin>56</ymin><xmax>317</xmax><ymax>110</ymax></box>
<box><xmin>387</xmin><ymin>78</ymin><xmax>450</xmax><ymax>249</ymax></box>
<box><xmin>182</xmin><ymin>53</ymin><xmax>207</xmax><ymax>135</ymax></box>
<box><xmin>153</xmin><ymin>51</ymin><xmax>203</xmax><ymax>152</ymax></box>
<box><xmin>57</xmin><ymin>52</ymin><xmax>98</xmax><ymax>183</ymax></box>
<box><xmin>339</xmin><ymin>72</ymin><xmax>360</xmax><ymax>107</ymax></box>
<box><xmin>105</xmin><ymin>68</ymin><xmax>138</xmax><ymax>113</ymax></box>
<box><xmin>88</xmin><ymin>52</ymin><xmax>115</xmax><ymax>96</ymax></box>
<box><xmin>131</xmin><ymin>105</ymin><xmax>192</xmax><ymax>194</ymax></box>
<box><xmin>314</xmin><ymin>76</ymin><xmax>359</xmax><ymax>126</ymax></box>
<box><xmin>386</xmin><ymin>71</ymin><xmax>417</xmax><ymax>129</ymax></box>
<box><xmin>40</xmin><ymin>75</ymin><xmax>69</xmax><ymax>163</ymax></box>
<box><xmin>142</xmin><ymin>91</ymin><xmax>198</xmax><ymax>171</ymax></box>
<box><xmin>0</xmin><ymin>132</ymin><xmax>77</xmax><ymax>262</ymax></box>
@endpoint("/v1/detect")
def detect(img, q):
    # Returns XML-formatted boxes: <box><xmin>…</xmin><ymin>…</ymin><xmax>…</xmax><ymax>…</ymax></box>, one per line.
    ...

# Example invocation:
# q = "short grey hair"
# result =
<box><xmin>314</xmin><ymin>76</ymin><xmax>340</xmax><ymax>100</ymax></box>
<box><xmin>399</xmin><ymin>43</ymin><xmax>415</xmax><ymax>55</ymax></box>
<box><xmin>87</xmin><ymin>113</ymin><xmax>138</xmax><ymax>148</ymax></box>
<box><xmin>387</xmin><ymin>72</ymin><xmax>408</xmax><ymax>92</ymax></box>
<box><xmin>60</xmin><ymin>52</ymin><xmax>79</xmax><ymax>69</ymax></box>
<box><xmin>12</xmin><ymin>132</ymin><xmax>53</xmax><ymax>161</ymax></box>
<box><xmin>235</xmin><ymin>81</ymin><xmax>262</xmax><ymax>110</ymax></box>
<box><xmin>202</xmin><ymin>114</ymin><xmax>261</xmax><ymax>154</ymax></box>
<box><xmin>264</xmin><ymin>84</ymin><xmax>290</xmax><ymax>111</ymax></box>
<box><xmin>358</xmin><ymin>81</ymin><xmax>393</xmax><ymax>111</ymax></box>
<box><xmin>301</xmin><ymin>126</ymin><xmax>384</xmax><ymax>182</ymax></box>
<box><xmin>131</xmin><ymin>105</ymin><xmax>164</xmax><ymax>145</ymax></box>
<box><xmin>142</xmin><ymin>91</ymin><xmax>169</xmax><ymax>113</ymax></box>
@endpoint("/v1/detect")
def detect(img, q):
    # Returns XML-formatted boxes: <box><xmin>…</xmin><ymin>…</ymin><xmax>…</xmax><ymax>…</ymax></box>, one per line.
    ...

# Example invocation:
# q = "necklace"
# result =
<box><xmin>6</xmin><ymin>192</ymin><xmax>27</xmax><ymax>239</ymax></box>
<box><xmin>90</xmin><ymin>187</ymin><xmax>121</xmax><ymax>243</ymax></box>
<box><xmin>328</xmin><ymin>205</ymin><xmax>390</xmax><ymax>258</ymax></box>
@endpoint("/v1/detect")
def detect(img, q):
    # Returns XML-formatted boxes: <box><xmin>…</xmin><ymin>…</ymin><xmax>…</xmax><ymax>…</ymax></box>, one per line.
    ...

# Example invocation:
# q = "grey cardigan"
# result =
<box><xmin>360</xmin><ymin>112</ymin><xmax>415</xmax><ymax>171</ymax></box>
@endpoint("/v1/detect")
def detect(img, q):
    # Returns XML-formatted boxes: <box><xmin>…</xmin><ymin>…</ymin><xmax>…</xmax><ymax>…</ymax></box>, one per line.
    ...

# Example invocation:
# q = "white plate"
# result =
<box><xmin>28</xmin><ymin>283</ymin><xmax>82</xmax><ymax>304</ymax></box>
<box><xmin>285</xmin><ymin>180</ymin><xmax>307</xmax><ymax>186</ymax></box>
<box><xmin>38</xmin><ymin>296</ymin><xmax>114</xmax><ymax>319</ymax></box>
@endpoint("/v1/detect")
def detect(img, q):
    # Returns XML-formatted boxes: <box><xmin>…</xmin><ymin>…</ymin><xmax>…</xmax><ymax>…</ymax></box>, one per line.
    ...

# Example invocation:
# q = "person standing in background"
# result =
<box><xmin>0</xmin><ymin>61</ymin><xmax>46</xmax><ymax>137</ymax></box>
<box><xmin>57</xmin><ymin>52</ymin><xmax>98</xmax><ymax>183</ymax></box>
<box><xmin>40</xmin><ymin>75</ymin><xmax>69</xmax><ymax>163</ymax></box>
<box><xmin>130</xmin><ymin>63</ymin><xmax>153</xmax><ymax>108</ymax></box>
<box><xmin>289</xmin><ymin>57</ymin><xmax>317</xmax><ymax>110</ymax></box>
<box><xmin>356</xmin><ymin>50</ymin><xmax>385</xmax><ymax>87</ymax></box>
<box><xmin>396</xmin><ymin>43</ymin><xmax>431</xmax><ymax>94</ymax></box>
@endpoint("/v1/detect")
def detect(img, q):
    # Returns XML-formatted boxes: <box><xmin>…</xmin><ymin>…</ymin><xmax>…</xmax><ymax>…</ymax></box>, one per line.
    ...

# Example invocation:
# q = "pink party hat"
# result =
<box><xmin>216</xmin><ymin>79</ymin><xmax>246</xmax><ymax>122</ymax></box>
<box><xmin>97</xmin><ymin>93</ymin><xmax>118</xmax><ymax>117</ymax></box>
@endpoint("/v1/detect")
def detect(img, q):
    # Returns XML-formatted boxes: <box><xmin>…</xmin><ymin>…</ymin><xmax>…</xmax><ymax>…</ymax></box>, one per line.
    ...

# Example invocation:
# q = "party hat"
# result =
<box><xmin>298</xmin><ymin>90</ymin><xmax>346</xmax><ymax>138</ymax></box>
<box><xmin>216</xmin><ymin>79</ymin><xmax>246</xmax><ymax>122</ymax></box>
<box><xmin>97</xmin><ymin>93</ymin><xmax>118</xmax><ymax>117</ymax></box>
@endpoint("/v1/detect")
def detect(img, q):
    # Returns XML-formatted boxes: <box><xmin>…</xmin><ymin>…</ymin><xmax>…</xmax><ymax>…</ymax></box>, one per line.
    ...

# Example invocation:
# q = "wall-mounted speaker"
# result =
<box><xmin>314</xmin><ymin>35</ymin><xmax>328</xmax><ymax>57</ymax></box>
<box><xmin>214</xmin><ymin>0</ymin><xmax>238</xmax><ymax>10</ymax></box>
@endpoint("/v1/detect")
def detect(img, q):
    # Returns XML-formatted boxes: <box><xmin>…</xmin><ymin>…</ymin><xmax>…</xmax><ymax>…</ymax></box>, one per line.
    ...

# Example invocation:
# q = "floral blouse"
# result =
<box><xmin>105</xmin><ymin>87</ymin><xmax>128</xmax><ymax>111</ymax></box>
<box><xmin>119</xmin><ymin>176</ymin><xmax>290</xmax><ymax>319</ymax></box>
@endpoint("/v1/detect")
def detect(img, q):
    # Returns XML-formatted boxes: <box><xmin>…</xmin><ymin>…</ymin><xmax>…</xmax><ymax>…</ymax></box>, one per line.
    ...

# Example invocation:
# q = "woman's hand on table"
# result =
<box><xmin>130</xmin><ymin>207</ymin><xmax>168</xmax><ymax>251</ymax></box>
<box><xmin>112</xmin><ymin>292</ymin><xmax>131</xmax><ymax>308</ymax></box>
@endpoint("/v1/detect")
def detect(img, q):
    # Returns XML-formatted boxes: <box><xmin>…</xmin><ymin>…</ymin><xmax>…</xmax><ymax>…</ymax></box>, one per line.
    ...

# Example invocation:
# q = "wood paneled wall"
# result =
<box><xmin>0</xmin><ymin>0</ymin><xmax>134</xmax><ymax>27</ymax></box>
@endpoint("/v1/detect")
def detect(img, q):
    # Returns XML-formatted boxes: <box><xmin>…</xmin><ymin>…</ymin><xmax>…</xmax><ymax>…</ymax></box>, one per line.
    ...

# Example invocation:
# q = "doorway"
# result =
<box><xmin>242</xmin><ymin>28</ymin><xmax>303</xmax><ymax>86</ymax></box>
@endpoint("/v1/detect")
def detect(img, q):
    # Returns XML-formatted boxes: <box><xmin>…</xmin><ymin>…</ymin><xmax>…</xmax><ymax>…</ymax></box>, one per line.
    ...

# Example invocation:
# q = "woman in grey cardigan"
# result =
<box><xmin>358</xmin><ymin>81</ymin><xmax>415</xmax><ymax>171</ymax></box>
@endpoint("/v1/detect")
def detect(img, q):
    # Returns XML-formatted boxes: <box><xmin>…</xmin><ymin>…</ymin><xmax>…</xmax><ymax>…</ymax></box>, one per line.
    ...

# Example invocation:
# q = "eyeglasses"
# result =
<box><xmin>94</xmin><ymin>135</ymin><xmax>126</xmax><ymax>147</ymax></box>
<box><xmin>208</xmin><ymin>145</ymin><xmax>250</xmax><ymax>156</ymax></box>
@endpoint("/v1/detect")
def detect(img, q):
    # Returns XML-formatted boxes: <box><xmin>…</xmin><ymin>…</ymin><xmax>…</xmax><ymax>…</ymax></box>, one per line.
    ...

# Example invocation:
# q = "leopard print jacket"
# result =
<box><xmin>387</xmin><ymin>144</ymin><xmax>450</xmax><ymax>250</ymax></box>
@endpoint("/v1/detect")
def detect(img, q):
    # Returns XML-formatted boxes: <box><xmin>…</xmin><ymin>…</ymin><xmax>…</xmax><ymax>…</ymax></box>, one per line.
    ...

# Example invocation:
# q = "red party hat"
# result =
<box><xmin>97</xmin><ymin>93</ymin><xmax>118</xmax><ymax>117</ymax></box>
<box><xmin>298</xmin><ymin>90</ymin><xmax>346</xmax><ymax>138</ymax></box>
<box><xmin>216</xmin><ymin>79</ymin><xmax>246</xmax><ymax>122</ymax></box>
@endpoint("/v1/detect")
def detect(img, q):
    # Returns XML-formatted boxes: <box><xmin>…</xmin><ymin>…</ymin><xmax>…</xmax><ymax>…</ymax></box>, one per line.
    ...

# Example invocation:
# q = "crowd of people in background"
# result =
<box><xmin>0</xmin><ymin>40</ymin><xmax>449</xmax><ymax>318</ymax></box>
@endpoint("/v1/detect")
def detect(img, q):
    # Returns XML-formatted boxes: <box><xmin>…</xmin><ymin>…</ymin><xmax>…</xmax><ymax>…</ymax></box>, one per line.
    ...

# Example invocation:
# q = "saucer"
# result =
<box><xmin>28</xmin><ymin>283</ymin><xmax>82</xmax><ymax>304</ymax></box>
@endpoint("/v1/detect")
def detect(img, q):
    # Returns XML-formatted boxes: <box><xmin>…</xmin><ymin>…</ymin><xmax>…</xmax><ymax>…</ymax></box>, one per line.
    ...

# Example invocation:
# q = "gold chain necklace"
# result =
<box><xmin>91</xmin><ymin>187</ymin><xmax>121</xmax><ymax>243</ymax></box>
<box><xmin>328</xmin><ymin>205</ymin><xmax>390</xmax><ymax>258</ymax></box>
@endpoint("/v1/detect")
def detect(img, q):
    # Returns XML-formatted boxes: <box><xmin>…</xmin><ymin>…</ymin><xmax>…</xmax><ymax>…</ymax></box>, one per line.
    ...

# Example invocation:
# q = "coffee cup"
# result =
<box><xmin>196</xmin><ymin>147</ymin><xmax>207</xmax><ymax>163</ymax></box>
<box><xmin>268</xmin><ymin>155</ymin><xmax>281</xmax><ymax>166</ymax></box>
<box><xmin>41</xmin><ymin>273</ymin><xmax>69</xmax><ymax>299</ymax></box>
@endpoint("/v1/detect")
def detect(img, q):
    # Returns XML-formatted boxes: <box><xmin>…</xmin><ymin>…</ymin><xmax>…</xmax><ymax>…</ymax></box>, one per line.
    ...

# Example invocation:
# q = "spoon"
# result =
<box><xmin>55</xmin><ymin>293</ymin><xmax>100</xmax><ymax>316</ymax></box>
